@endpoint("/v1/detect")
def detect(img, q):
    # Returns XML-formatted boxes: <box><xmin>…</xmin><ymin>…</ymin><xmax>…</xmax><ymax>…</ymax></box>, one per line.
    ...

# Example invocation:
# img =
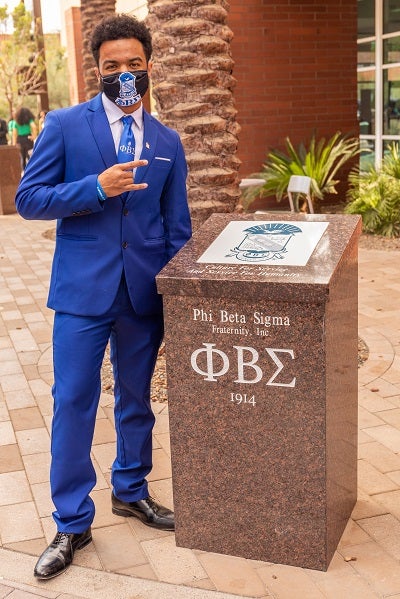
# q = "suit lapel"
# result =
<box><xmin>86</xmin><ymin>94</ymin><xmax>116</xmax><ymax>169</ymax></box>
<box><xmin>132</xmin><ymin>111</ymin><xmax>158</xmax><ymax>185</ymax></box>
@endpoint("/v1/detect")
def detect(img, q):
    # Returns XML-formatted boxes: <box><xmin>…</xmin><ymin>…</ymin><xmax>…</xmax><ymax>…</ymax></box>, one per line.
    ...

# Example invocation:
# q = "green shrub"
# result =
<box><xmin>241</xmin><ymin>132</ymin><xmax>361</xmax><ymax>212</ymax></box>
<box><xmin>345</xmin><ymin>143</ymin><xmax>400</xmax><ymax>238</ymax></box>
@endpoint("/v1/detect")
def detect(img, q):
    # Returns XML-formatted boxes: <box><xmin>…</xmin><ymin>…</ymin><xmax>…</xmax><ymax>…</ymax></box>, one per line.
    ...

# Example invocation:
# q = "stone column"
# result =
<box><xmin>157</xmin><ymin>212</ymin><xmax>361</xmax><ymax>571</ymax></box>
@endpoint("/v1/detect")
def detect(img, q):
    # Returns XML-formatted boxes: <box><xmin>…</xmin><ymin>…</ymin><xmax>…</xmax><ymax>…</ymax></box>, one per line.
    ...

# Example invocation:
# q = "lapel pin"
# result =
<box><xmin>146</xmin><ymin>142</ymin><xmax>150</xmax><ymax>149</ymax></box>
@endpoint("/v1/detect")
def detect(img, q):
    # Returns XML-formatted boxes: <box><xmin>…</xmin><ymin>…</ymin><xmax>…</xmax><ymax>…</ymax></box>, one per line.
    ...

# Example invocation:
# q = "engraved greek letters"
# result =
<box><xmin>190</xmin><ymin>343</ymin><xmax>296</xmax><ymax>388</ymax></box>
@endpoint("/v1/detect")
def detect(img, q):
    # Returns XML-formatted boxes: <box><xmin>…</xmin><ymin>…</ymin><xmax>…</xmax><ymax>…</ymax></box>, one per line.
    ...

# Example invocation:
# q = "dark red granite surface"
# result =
<box><xmin>157</xmin><ymin>212</ymin><xmax>361</xmax><ymax>570</ymax></box>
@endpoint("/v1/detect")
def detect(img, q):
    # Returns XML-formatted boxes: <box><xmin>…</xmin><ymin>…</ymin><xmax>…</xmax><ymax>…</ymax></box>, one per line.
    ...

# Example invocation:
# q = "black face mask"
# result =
<box><xmin>100</xmin><ymin>70</ymin><xmax>149</xmax><ymax>107</ymax></box>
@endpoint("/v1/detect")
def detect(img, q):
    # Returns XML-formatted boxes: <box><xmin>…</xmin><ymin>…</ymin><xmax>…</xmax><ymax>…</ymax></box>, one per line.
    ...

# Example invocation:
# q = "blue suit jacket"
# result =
<box><xmin>15</xmin><ymin>94</ymin><xmax>192</xmax><ymax>316</ymax></box>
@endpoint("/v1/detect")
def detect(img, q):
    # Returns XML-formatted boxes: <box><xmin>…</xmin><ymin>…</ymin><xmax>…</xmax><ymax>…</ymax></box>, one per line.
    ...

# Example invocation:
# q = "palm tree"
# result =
<box><xmin>146</xmin><ymin>0</ymin><xmax>241</xmax><ymax>228</ymax></box>
<box><xmin>80</xmin><ymin>0</ymin><xmax>116</xmax><ymax>100</ymax></box>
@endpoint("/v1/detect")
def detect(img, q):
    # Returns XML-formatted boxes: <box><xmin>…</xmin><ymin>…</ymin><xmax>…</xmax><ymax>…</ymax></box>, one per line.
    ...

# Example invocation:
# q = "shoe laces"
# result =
<box><xmin>146</xmin><ymin>496</ymin><xmax>159</xmax><ymax>512</ymax></box>
<box><xmin>53</xmin><ymin>532</ymin><xmax>71</xmax><ymax>545</ymax></box>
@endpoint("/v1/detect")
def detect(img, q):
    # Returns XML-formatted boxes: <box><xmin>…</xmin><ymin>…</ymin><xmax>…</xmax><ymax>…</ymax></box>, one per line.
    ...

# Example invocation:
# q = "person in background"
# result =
<box><xmin>38</xmin><ymin>109</ymin><xmax>48</xmax><ymax>132</ymax></box>
<box><xmin>11</xmin><ymin>106</ymin><xmax>37</xmax><ymax>169</ymax></box>
<box><xmin>15</xmin><ymin>13</ymin><xmax>191</xmax><ymax>581</ymax></box>
<box><xmin>0</xmin><ymin>117</ymin><xmax>7</xmax><ymax>144</ymax></box>
<box><xmin>8</xmin><ymin>110</ymin><xmax>16</xmax><ymax>142</ymax></box>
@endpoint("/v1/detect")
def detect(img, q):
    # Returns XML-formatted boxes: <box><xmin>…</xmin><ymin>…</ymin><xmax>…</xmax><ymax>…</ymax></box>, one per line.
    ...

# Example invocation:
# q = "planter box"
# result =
<box><xmin>0</xmin><ymin>145</ymin><xmax>20</xmax><ymax>215</ymax></box>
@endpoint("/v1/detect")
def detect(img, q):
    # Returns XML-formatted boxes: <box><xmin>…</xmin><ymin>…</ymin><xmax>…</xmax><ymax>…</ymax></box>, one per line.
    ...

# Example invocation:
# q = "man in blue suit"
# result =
<box><xmin>15</xmin><ymin>14</ymin><xmax>191</xmax><ymax>580</ymax></box>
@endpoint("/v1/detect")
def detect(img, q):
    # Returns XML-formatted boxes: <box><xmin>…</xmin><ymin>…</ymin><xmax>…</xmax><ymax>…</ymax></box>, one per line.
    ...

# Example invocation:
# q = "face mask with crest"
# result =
<box><xmin>100</xmin><ymin>71</ymin><xmax>149</xmax><ymax>107</ymax></box>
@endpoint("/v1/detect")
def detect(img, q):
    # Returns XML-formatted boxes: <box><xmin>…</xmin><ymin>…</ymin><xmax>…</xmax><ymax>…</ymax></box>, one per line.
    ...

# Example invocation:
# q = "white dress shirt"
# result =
<box><xmin>101</xmin><ymin>93</ymin><xmax>144</xmax><ymax>161</ymax></box>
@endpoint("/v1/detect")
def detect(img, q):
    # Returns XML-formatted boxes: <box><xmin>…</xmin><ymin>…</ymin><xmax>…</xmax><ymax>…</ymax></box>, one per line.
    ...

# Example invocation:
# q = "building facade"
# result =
<box><xmin>61</xmin><ymin>1</ymin><xmax>398</xmax><ymax>179</ymax></box>
<box><xmin>227</xmin><ymin>0</ymin><xmax>358</xmax><ymax>177</ymax></box>
<box><xmin>358</xmin><ymin>0</ymin><xmax>400</xmax><ymax>168</ymax></box>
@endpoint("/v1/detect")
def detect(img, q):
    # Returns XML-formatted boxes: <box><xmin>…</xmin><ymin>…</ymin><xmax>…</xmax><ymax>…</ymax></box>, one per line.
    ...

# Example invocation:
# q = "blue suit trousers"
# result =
<box><xmin>50</xmin><ymin>275</ymin><xmax>164</xmax><ymax>532</ymax></box>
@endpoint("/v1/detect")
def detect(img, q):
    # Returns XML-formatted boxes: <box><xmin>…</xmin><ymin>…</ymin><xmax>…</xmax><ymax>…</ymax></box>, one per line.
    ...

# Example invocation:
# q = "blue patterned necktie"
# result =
<box><xmin>118</xmin><ymin>115</ymin><xmax>135</xmax><ymax>163</ymax></box>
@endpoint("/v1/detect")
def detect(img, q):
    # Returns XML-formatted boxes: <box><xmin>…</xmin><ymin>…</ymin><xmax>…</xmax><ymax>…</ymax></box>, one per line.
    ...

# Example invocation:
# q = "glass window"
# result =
<box><xmin>383</xmin><ymin>35</ymin><xmax>400</xmax><ymax>64</ymax></box>
<box><xmin>360</xmin><ymin>139</ymin><xmax>375</xmax><ymax>170</ymax></box>
<box><xmin>384</xmin><ymin>1</ymin><xmax>400</xmax><ymax>34</ymax></box>
<box><xmin>358</xmin><ymin>0</ymin><xmax>375</xmax><ymax>38</ymax></box>
<box><xmin>358</xmin><ymin>71</ymin><xmax>375</xmax><ymax>135</ymax></box>
<box><xmin>358</xmin><ymin>41</ymin><xmax>375</xmax><ymax>67</ymax></box>
<box><xmin>383</xmin><ymin>66</ymin><xmax>400</xmax><ymax>135</ymax></box>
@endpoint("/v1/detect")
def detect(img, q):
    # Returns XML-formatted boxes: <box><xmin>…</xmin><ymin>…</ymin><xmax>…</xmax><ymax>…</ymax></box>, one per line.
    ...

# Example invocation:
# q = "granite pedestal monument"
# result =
<box><xmin>156</xmin><ymin>213</ymin><xmax>361</xmax><ymax>571</ymax></box>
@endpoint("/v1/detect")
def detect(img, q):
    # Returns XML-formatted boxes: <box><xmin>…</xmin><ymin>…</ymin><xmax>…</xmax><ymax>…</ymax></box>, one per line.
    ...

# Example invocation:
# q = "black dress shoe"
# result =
<box><xmin>34</xmin><ymin>528</ymin><xmax>92</xmax><ymax>580</ymax></box>
<box><xmin>112</xmin><ymin>493</ymin><xmax>175</xmax><ymax>531</ymax></box>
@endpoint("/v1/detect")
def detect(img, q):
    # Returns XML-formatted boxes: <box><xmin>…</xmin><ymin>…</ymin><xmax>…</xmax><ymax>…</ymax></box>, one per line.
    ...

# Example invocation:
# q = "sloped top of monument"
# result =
<box><xmin>157</xmin><ymin>213</ymin><xmax>361</xmax><ymax>303</ymax></box>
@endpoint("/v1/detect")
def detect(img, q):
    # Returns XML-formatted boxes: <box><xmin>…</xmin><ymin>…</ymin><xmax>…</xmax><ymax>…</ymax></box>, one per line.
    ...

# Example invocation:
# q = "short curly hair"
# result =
<box><xmin>90</xmin><ymin>14</ymin><xmax>152</xmax><ymax>65</ymax></box>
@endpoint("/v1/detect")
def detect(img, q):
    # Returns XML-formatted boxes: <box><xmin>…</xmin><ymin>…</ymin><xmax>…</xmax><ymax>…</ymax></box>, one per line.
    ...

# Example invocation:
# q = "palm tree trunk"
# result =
<box><xmin>80</xmin><ymin>0</ymin><xmax>116</xmax><ymax>100</ymax></box>
<box><xmin>146</xmin><ymin>0</ymin><xmax>241</xmax><ymax>229</ymax></box>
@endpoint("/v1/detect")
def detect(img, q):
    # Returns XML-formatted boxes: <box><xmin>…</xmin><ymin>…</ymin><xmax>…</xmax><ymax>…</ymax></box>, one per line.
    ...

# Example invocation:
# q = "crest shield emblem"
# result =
<box><xmin>229</xmin><ymin>223</ymin><xmax>302</xmax><ymax>261</ymax></box>
<box><xmin>116</xmin><ymin>72</ymin><xmax>141</xmax><ymax>107</ymax></box>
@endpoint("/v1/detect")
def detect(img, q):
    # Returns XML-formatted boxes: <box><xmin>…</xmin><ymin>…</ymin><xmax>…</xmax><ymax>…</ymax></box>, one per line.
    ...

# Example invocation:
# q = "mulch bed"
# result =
<box><xmin>358</xmin><ymin>233</ymin><xmax>400</xmax><ymax>251</ymax></box>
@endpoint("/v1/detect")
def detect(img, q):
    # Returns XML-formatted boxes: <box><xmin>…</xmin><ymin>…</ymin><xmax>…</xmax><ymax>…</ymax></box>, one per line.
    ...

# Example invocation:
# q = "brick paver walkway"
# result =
<box><xmin>1</xmin><ymin>213</ymin><xmax>400</xmax><ymax>599</ymax></box>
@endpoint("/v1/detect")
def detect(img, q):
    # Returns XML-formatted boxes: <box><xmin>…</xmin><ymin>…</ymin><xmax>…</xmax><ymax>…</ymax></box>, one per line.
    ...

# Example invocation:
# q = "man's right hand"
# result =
<box><xmin>98</xmin><ymin>160</ymin><xmax>148</xmax><ymax>197</ymax></box>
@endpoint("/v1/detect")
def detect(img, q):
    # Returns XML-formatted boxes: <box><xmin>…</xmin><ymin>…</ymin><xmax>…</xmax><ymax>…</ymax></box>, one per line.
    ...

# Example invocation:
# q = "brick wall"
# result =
<box><xmin>228</xmin><ymin>0</ymin><xmax>359</xmax><ymax>179</ymax></box>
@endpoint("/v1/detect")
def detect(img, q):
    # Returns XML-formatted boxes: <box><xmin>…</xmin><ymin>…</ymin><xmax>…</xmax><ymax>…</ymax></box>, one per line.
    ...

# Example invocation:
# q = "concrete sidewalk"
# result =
<box><xmin>1</xmin><ymin>213</ymin><xmax>400</xmax><ymax>599</ymax></box>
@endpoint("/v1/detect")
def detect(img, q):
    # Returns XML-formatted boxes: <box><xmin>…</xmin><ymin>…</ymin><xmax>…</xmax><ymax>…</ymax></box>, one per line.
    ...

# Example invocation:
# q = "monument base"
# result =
<box><xmin>157</xmin><ymin>213</ymin><xmax>361</xmax><ymax>570</ymax></box>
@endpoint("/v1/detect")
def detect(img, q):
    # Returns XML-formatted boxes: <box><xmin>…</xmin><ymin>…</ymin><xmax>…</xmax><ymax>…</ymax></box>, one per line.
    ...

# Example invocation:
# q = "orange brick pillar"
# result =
<box><xmin>65</xmin><ymin>7</ymin><xmax>86</xmax><ymax>106</ymax></box>
<box><xmin>228</xmin><ymin>1</ymin><xmax>358</xmax><ymax>180</ymax></box>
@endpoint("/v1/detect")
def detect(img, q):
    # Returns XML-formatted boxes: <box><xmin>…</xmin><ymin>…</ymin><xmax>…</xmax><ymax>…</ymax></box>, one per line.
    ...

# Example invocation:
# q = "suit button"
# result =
<box><xmin>122</xmin><ymin>241</ymin><xmax>128</xmax><ymax>249</ymax></box>
<box><xmin>123</xmin><ymin>209</ymin><xmax>129</xmax><ymax>216</ymax></box>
